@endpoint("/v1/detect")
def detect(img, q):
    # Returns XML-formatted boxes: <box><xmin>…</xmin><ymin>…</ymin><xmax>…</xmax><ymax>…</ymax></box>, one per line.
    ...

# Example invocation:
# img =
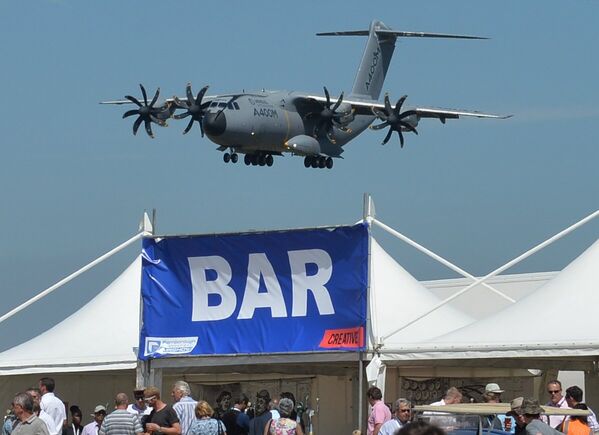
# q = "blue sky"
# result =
<box><xmin>1</xmin><ymin>0</ymin><xmax>598</xmax><ymax>350</ymax></box>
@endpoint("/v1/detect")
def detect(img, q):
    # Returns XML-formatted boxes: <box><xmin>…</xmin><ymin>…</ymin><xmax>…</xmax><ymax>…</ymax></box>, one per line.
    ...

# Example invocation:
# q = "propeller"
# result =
<box><xmin>305</xmin><ymin>87</ymin><xmax>352</xmax><ymax>144</ymax></box>
<box><xmin>173</xmin><ymin>83</ymin><xmax>210</xmax><ymax>136</ymax></box>
<box><xmin>370</xmin><ymin>94</ymin><xmax>419</xmax><ymax>147</ymax></box>
<box><xmin>122</xmin><ymin>84</ymin><xmax>170</xmax><ymax>138</ymax></box>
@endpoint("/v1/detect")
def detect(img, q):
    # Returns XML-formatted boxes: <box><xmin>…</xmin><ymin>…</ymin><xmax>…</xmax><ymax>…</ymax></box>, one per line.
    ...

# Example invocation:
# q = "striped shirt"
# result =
<box><xmin>173</xmin><ymin>397</ymin><xmax>197</xmax><ymax>435</ymax></box>
<box><xmin>99</xmin><ymin>410</ymin><xmax>142</xmax><ymax>435</ymax></box>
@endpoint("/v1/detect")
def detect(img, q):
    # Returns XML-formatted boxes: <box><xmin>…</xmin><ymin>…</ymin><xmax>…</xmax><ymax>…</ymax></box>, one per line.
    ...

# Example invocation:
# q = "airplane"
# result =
<box><xmin>102</xmin><ymin>20</ymin><xmax>510</xmax><ymax>169</ymax></box>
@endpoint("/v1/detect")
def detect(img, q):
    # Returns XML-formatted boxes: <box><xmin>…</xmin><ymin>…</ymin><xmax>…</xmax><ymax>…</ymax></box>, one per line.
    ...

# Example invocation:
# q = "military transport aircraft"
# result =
<box><xmin>102</xmin><ymin>20</ymin><xmax>510</xmax><ymax>169</ymax></box>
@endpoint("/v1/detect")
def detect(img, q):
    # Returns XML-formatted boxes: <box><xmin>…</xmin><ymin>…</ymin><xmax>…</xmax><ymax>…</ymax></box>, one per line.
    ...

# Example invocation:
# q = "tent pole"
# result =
<box><xmin>380</xmin><ymin>208</ymin><xmax>599</xmax><ymax>341</ymax></box>
<box><xmin>372</xmin><ymin>218</ymin><xmax>514</xmax><ymax>303</ymax></box>
<box><xmin>358</xmin><ymin>356</ymin><xmax>364</xmax><ymax>433</ymax></box>
<box><xmin>137</xmin><ymin>211</ymin><xmax>154</xmax><ymax>388</ymax></box>
<box><xmin>0</xmin><ymin>229</ymin><xmax>149</xmax><ymax>325</ymax></box>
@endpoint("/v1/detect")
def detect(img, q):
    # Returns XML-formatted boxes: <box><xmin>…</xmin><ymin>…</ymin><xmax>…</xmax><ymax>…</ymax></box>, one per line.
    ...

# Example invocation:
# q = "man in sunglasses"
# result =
<box><xmin>544</xmin><ymin>380</ymin><xmax>570</xmax><ymax>429</ymax></box>
<box><xmin>142</xmin><ymin>388</ymin><xmax>180</xmax><ymax>435</ymax></box>
<box><xmin>378</xmin><ymin>399</ymin><xmax>411</xmax><ymax>435</ymax></box>
<box><xmin>127</xmin><ymin>391</ymin><xmax>152</xmax><ymax>418</ymax></box>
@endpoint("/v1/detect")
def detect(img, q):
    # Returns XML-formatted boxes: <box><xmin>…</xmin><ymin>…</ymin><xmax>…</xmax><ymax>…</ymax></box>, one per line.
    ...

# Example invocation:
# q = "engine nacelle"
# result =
<box><xmin>285</xmin><ymin>135</ymin><xmax>321</xmax><ymax>155</ymax></box>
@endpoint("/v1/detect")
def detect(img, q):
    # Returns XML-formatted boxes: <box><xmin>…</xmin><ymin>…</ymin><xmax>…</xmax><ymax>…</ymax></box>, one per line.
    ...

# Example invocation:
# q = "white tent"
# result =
<box><xmin>0</xmin><ymin>257</ymin><xmax>141</xmax><ymax>375</ymax></box>
<box><xmin>369</xmin><ymin>239</ymin><xmax>473</xmax><ymax>347</ymax></box>
<box><xmin>379</xmin><ymin>238</ymin><xmax>599</xmax><ymax>362</ymax></box>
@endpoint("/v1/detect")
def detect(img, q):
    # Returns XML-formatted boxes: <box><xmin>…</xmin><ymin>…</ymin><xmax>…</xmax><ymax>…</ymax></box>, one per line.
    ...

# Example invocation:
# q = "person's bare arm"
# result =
<box><xmin>373</xmin><ymin>423</ymin><xmax>383</xmax><ymax>435</ymax></box>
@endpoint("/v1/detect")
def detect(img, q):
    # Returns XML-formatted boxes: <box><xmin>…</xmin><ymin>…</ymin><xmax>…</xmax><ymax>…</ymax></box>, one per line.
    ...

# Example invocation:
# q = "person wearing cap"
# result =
<box><xmin>482</xmin><ymin>383</ymin><xmax>514</xmax><ymax>433</ymax></box>
<box><xmin>81</xmin><ymin>407</ymin><xmax>106</xmax><ymax>435</ymax></box>
<box><xmin>545</xmin><ymin>380</ymin><xmax>570</xmax><ymax>429</ymax></box>
<box><xmin>378</xmin><ymin>399</ymin><xmax>411</xmax><ymax>435</ymax></box>
<box><xmin>127</xmin><ymin>391</ymin><xmax>152</xmax><ymax>418</ymax></box>
<box><xmin>508</xmin><ymin>398</ymin><xmax>562</xmax><ymax>435</ymax></box>
<box><xmin>262</xmin><ymin>398</ymin><xmax>302</xmax><ymax>435</ymax></box>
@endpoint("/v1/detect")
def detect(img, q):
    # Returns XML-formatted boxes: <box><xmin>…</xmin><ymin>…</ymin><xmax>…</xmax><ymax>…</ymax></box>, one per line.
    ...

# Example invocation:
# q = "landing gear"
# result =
<box><xmin>243</xmin><ymin>152</ymin><xmax>275</xmax><ymax>167</ymax></box>
<box><xmin>304</xmin><ymin>155</ymin><xmax>333</xmax><ymax>169</ymax></box>
<box><xmin>223</xmin><ymin>152</ymin><xmax>239</xmax><ymax>164</ymax></box>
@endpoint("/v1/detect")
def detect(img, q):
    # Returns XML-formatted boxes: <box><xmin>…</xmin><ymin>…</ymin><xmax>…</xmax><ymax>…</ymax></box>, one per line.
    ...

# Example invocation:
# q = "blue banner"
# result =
<box><xmin>139</xmin><ymin>224</ymin><xmax>368</xmax><ymax>359</ymax></box>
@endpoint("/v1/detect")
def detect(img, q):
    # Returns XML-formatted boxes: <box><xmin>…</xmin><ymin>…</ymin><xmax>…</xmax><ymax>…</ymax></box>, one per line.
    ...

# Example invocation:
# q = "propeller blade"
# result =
<box><xmin>173</xmin><ymin>112</ymin><xmax>191</xmax><ymax>120</ymax></box>
<box><xmin>132</xmin><ymin>117</ymin><xmax>142</xmax><ymax>135</ymax></box>
<box><xmin>140</xmin><ymin>84</ymin><xmax>148</xmax><ymax>106</ymax></box>
<box><xmin>149</xmin><ymin>87</ymin><xmax>160</xmax><ymax>107</ymax></box>
<box><xmin>186</xmin><ymin>83</ymin><xmax>195</xmax><ymax>105</ymax></box>
<box><xmin>149</xmin><ymin>115</ymin><xmax>166</xmax><ymax>126</ymax></box>
<box><xmin>398</xmin><ymin>130</ymin><xmax>405</xmax><ymax>148</ymax></box>
<box><xmin>384</xmin><ymin>94</ymin><xmax>393</xmax><ymax>114</ymax></box>
<box><xmin>199</xmin><ymin>119</ymin><xmax>205</xmax><ymax>137</ymax></box>
<box><xmin>123</xmin><ymin>109</ymin><xmax>138</xmax><ymax>119</ymax></box>
<box><xmin>372</xmin><ymin>108</ymin><xmax>388</xmax><ymax>120</ymax></box>
<box><xmin>144</xmin><ymin>119</ymin><xmax>154</xmax><ymax>138</ymax></box>
<box><xmin>400</xmin><ymin>121</ymin><xmax>419</xmax><ymax>135</ymax></box>
<box><xmin>173</xmin><ymin>96</ymin><xmax>189</xmax><ymax>109</ymax></box>
<box><xmin>331</xmin><ymin>92</ymin><xmax>344</xmax><ymax>112</ymax></box>
<box><xmin>394</xmin><ymin>95</ymin><xmax>408</xmax><ymax>115</ymax></box>
<box><xmin>183</xmin><ymin>117</ymin><xmax>194</xmax><ymax>135</ymax></box>
<box><xmin>125</xmin><ymin>95</ymin><xmax>142</xmax><ymax>107</ymax></box>
<box><xmin>323</xmin><ymin>87</ymin><xmax>330</xmax><ymax>106</ymax></box>
<box><xmin>400</xmin><ymin>109</ymin><xmax>418</xmax><ymax>118</ymax></box>
<box><xmin>196</xmin><ymin>86</ymin><xmax>209</xmax><ymax>105</ymax></box>
<box><xmin>370</xmin><ymin>121</ymin><xmax>390</xmax><ymax>130</ymax></box>
<box><xmin>382</xmin><ymin>128</ymin><xmax>393</xmax><ymax>145</ymax></box>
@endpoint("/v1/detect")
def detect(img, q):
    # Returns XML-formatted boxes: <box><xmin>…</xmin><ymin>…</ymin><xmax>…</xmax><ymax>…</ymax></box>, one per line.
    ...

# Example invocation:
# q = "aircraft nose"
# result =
<box><xmin>203</xmin><ymin>111</ymin><xmax>226</xmax><ymax>136</ymax></box>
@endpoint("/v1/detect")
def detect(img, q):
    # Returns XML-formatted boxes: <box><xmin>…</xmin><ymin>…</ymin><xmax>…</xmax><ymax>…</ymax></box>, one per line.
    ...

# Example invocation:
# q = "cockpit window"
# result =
<box><xmin>227</xmin><ymin>102</ymin><xmax>234</xmax><ymax>109</ymax></box>
<box><xmin>218</xmin><ymin>102</ymin><xmax>227</xmax><ymax>108</ymax></box>
<box><xmin>233</xmin><ymin>102</ymin><xmax>240</xmax><ymax>110</ymax></box>
<box><xmin>210</xmin><ymin>102</ymin><xmax>218</xmax><ymax>108</ymax></box>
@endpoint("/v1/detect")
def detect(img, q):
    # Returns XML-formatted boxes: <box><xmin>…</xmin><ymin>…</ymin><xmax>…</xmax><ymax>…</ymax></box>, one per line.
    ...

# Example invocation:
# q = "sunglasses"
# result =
<box><xmin>548</xmin><ymin>390</ymin><xmax>561</xmax><ymax>394</ymax></box>
<box><xmin>399</xmin><ymin>409</ymin><xmax>411</xmax><ymax>413</ymax></box>
<box><xmin>143</xmin><ymin>396</ymin><xmax>156</xmax><ymax>403</ymax></box>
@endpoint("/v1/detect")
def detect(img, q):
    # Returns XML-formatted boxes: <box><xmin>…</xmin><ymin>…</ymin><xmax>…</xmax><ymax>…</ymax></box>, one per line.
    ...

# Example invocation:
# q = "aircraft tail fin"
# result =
<box><xmin>317</xmin><ymin>20</ymin><xmax>487</xmax><ymax>100</ymax></box>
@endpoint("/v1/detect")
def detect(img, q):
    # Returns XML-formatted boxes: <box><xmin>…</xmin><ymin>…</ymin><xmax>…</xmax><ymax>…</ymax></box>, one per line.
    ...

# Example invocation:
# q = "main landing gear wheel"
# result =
<box><xmin>223</xmin><ymin>152</ymin><xmax>239</xmax><ymax>163</ymax></box>
<box><xmin>243</xmin><ymin>153</ymin><xmax>274</xmax><ymax>167</ymax></box>
<box><xmin>304</xmin><ymin>155</ymin><xmax>333</xmax><ymax>169</ymax></box>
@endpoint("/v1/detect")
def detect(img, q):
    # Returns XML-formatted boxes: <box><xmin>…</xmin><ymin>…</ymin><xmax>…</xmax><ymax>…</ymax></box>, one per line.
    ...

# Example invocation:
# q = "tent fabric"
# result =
<box><xmin>0</xmin><ymin>257</ymin><xmax>141</xmax><ymax>375</ymax></box>
<box><xmin>379</xmin><ymin>238</ymin><xmax>599</xmax><ymax>360</ymax></box>
<box><xmin>369</xmin><ymin>239</ymin><xmax>473</xmax><ymax>349</ymax></box>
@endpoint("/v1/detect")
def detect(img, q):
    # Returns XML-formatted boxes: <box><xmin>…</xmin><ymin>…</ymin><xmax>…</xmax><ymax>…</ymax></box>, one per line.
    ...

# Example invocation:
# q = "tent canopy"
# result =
<box><xmin>379</xmin><ymin>238</ymin><xmax>599</xmax><ymax>365</ymax></box>
<box><xmin>0</xmin><ymin>257</ymin><xmax>141</xmax><ymax>375</ymax></box>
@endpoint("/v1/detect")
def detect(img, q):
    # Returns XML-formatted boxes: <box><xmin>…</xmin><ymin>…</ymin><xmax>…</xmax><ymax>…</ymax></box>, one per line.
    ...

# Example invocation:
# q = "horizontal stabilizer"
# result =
<box><xmin>317</xmin><ymin>29</ymin><xmax>487</xmax><ymax>40</ymax></box>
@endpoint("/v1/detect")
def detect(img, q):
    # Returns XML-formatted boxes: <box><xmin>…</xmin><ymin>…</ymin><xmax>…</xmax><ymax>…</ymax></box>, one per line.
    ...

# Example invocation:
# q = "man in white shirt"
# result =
<box><xmin>171</xmin><ymin>382</ymin><xmax>196</xmax><ymax>435</ymax></box>
<box><xmin>544</xmin><ymin>380</ymin><xmax>569</xmax><ymax>429</ymax></box>
<box><xmin>379</xmin><ymin>399</ymin><xmax>412</xmax><ymax>435</ymax></box>
<box><xmin>38</xmin><ymin>378</ymin><xmax>66</xmax><ymax>435</ymax></box>
<box><xmin>82</xmin><ymin>407</ymin><xmax>106</xmax><ymax>435</ymax></box>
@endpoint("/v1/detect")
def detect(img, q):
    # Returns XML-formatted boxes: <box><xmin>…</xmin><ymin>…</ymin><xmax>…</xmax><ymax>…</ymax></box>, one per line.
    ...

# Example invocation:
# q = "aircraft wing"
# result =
<box><xmin>298</xmin><ymin>94</ymin><xmax>511</xmax><ymax>121</ymax></box>
<box><xmin>413</xmin><ymin>404</ymin><xmax>590</xmax><ymax>417</ymax></box>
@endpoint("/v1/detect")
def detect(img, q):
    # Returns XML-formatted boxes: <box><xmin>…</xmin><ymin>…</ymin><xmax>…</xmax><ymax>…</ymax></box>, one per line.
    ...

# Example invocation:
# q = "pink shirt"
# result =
<box><xmin>368</xmin><ymin>400</ymin><xmax>392</xmax><ymax>435</ymax></box>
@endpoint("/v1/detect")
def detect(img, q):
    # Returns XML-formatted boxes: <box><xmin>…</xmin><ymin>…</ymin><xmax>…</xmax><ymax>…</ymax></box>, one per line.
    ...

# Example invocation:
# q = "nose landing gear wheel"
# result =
<box><xmin>223</xmin><ymin>152</ymin><xmax>231</xmax><ymax>163</ymax></box>
<box><xmin>231</xmin><ymin>153</ymin><xmax>238</xmax><ymax>163</ymax></box>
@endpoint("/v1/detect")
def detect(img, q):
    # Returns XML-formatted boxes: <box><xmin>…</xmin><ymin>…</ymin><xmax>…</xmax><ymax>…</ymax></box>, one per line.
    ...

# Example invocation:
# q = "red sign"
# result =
<box><xmin>319</xmin><ymin>326</ymin><xmax>364</xmax><ymax>349</ymax></box>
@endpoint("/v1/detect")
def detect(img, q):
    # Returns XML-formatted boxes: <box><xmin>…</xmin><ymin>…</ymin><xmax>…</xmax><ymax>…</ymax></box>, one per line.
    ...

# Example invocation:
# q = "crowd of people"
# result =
<box><xmin>4</xmin><ymin>377</ymin><xmax>599</xmax><ymax>435</ymax></box>
<box><xmin>2</xmin><ymin>378</ymin><xmax>304</xmax><ymax>435</ymax></box>
<box><xmin>365</xmin><ymin>380</ymin><xmax>599</xmax><ymax>435</ymax></box>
